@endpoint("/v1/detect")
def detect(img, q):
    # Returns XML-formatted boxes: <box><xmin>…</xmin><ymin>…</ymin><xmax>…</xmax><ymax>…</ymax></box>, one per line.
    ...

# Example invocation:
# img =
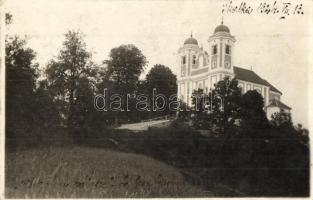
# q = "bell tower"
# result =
<box><xmin>178</xmin><ymin>33</ymin><xmax>200</xmax><ymax>78</ymax></box>
<box><xmin>208</xmin><ymin>20</ymin><xmax>236</xmax><ymax>78</ymax></box>
<box><xmin>177</xmin><ymin>34</ymin><xmax>200</xmax><ymax>104</ymax></box>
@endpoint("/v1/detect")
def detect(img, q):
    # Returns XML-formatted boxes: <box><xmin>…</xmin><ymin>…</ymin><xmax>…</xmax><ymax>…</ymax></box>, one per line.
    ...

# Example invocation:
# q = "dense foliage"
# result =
<box><xmin>6</xmin><ymin>35</ymin><xmax>62</xmax><ymax>146</ymax></box>
<box><xmin>45</xmin><ymin>31</ymin><xmax>98</xmax><ymax>139</ymax></box>
<box><xmin>190</xmin><ymin>77</ymin><xmax>241</xmax><ymax>131</ymax></box>
<box><xmin>144</xmin><ymin>64</ymin><xmax>177</xmax><ymax>117</ymax></box>
<box><xmin>188</xmin><ymin>77</ymin><xmax>309</xmax><ymax>196</ymax></box>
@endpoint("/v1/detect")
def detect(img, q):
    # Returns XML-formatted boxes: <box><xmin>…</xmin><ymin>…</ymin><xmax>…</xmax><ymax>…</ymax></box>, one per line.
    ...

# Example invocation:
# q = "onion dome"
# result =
<box><xmin>184</xmin><ymin>34</ymin><xmax>198</xmax><ymax>45</ymax></box>
<box><xmin>214</xmin><ymin>20</ymin><xmax>230</xmax><ymax>34</ymax></box>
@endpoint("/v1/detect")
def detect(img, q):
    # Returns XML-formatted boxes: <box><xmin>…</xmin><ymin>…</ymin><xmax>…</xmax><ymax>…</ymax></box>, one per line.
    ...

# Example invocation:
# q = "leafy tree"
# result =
<box><xmin>217</xmin><ymin>89</ymin><xmax>309</xmax><ymax>195</ymax></box>
<box><xmin>6</xmin><ymin>14</ymin><xmax>62</xmax><ymax>145</ymax></box>
<box><xmin>270</xmin><ymin>110</ymin><xmax>292</xmax><ymax>127</ymax></box>
<box><xmin>6</xmin><ymin>36</ymin><xmax>39</xmax><ymax>141</ymax></box>
<box><xmin>145</xmin><ymin>64</ymin><xmax>177</xmax><ymax>117</ymax></box>
<box><xmin>6</xmin><ymin>36</ymin><xmax>38</xmax><ymax>95</ymax></box>
<box><xmin>32</xmin><ymin>80</ymin><xmax>62</xmax><ymax>137</ymax></box>
<box><xmin>104</xmin><ymin>44</ymin><xmax>147</xmax><ymax>92</ymax></box>
<box><xmin>210</xmin><ymin>77</ymin><xmax>242</xmax><ymax>133</ymax></box>
<box><xmin>294</xmin><ymin>123</ymin><xmax>309</xmax><ymax>145</ymax></box>
<box><xmin>240</xmin><ymin>90</ymin><xmax>268</xmax><ymax>129</ymax></box>
<box><xmin>145</xmin><ymin>64</ymin><xmax>177</xmax><ymax>96</ymax></box>
<box><xmin>46</xmin><ymin>30</ymin><xmax>98</xmax><ymax>137</ymax></box>
<box><xmin>219</xmin><ymin>90</ymin><xmax>268</xmax><ymax>167</ymax></box>
<box><xmin>189</xmin><ymin>77</ymin><xmax>242</xmax><ymax>132</ymax></box>
<box><xmin>191</xmin><ymin>89</ymin><xmax>211</xmax><ymax>129</ymax></box>
<box><xmin>103</xmin><ymin>44</ymin><xmax>147</xmax><ymax>124</ymax></box>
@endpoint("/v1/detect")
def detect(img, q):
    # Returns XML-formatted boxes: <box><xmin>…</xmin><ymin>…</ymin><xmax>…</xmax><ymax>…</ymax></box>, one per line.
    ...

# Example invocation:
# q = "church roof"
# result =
<box><xmin>233</xmin><ymin>66</ymin><xmax>282</xmax><ymax>94</ymax></box>
<box><xmin>260</xmin><ymin>79</ymin><xmax>282</xmax><ymax>95</ymax></box>
<box><xmin>266</xmin><ymin>98</ymin><xmax>291</xmax><ymax>110</ymax></box>
<box><xmin>184</xmin><ymin>35</ymin><xmax>198</xmax><ymax>45</ymax></box>
<box><xmin>214</xmin><ymin>24</ymin><xmax>230</xmax><ymax>34</ymax></box>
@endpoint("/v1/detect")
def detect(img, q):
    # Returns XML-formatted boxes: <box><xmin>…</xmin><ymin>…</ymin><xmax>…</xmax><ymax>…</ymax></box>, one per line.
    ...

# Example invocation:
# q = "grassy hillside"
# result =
<box><xmin>5</xmin><ymin>146</ymin><xmax>210</xmax><ymax>198</ymax></box>
<box><xmin>6</xmin><ymin>122</ymin><xmax>309</xmax><ymax>197</ymax></box>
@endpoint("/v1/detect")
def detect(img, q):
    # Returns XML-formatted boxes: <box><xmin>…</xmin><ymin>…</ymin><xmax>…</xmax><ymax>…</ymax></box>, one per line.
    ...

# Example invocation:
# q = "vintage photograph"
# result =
<box><xmin>2</xmin><ymin>0</ymin><xmax>312</xmax><ymax>198</ymax></box>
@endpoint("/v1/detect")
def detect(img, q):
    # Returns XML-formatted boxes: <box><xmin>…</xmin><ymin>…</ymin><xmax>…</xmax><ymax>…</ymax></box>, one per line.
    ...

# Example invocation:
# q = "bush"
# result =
<box><xmin>216</xmin><ymin>124</ymin><xmax>310</xmax><ymax>196</ymax></box>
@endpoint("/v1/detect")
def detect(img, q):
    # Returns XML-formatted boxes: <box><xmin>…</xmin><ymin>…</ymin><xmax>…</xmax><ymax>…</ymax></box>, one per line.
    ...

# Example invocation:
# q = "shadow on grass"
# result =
<box><xmin>77</xmin><ymin>122</ymin><xmax>310</xmax><ymax>197</ymax></box>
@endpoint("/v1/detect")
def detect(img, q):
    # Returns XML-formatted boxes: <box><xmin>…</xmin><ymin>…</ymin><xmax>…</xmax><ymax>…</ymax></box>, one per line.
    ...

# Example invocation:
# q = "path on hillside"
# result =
<box><xmin>115</xmin><ymin>119</ymin><xmax>171</xmax><ymax>131</ymax></box>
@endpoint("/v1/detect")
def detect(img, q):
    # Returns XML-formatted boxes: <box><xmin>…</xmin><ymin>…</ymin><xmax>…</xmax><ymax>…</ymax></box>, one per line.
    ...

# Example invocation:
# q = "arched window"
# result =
<box><xmin>225</xmin><ymin>45</ymin><xmax>231</xmax><ymax>55</ymax></box>
<box><xmin>212</xmin><ymin>45</ymin><xmax>217</xmax><ymax>55</ymax></box>
<box><xmin>192</xmin><ymin>55</ymin><xmax>196</xmax><ymax>65</ymax></box>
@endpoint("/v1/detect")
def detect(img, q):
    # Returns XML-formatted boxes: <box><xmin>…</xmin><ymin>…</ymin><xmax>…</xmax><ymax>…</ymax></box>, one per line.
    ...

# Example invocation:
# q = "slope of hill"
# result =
<box><xmin>5</xmin><ymin>146</ymin><xmax>211</xmax><ymax>198</ymax></box>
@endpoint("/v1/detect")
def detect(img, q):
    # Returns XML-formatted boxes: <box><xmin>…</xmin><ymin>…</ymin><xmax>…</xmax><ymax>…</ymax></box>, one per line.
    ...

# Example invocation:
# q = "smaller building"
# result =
<box><xmin>266</xmin><ymin>98</ymin><xmax>291</xmax><ymax>120</ymax></box>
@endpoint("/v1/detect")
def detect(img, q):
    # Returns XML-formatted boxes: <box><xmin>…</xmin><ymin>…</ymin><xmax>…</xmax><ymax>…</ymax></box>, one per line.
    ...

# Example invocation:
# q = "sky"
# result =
<box><xmin>5</xmin><ymin>0</ymin><xmax>313</xmax><ymax>127</ymax></box>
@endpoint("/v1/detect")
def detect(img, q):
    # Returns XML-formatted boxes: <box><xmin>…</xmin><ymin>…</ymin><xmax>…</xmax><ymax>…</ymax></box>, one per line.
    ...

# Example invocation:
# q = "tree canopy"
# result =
<box><xmin>46</xmin><ymin>30</ymin><xmax>98</xmax><ymax>135</ymax></box>
<box><xmin>145</xmin><ymin>64</ymin><xmax>177</xmax><ymax>97</ymax></box>
<box><xmin>104</xmin><ymin>44</ymin><xmax>147</xmax><ymax>92</ymax></box>
<box><xmin>210</xmin><ymin>77</ymin><xmax>242</xmax><ymax>132</ymax></box>
<box><xmin>6</xmin><ymin>35</ymin><xmax>39</xmax><ymax>140</ymax></box>
<box><xmin>240</xmin><ymin>90</ymin><xmax>268</xmax><ymax>129</ymax></box>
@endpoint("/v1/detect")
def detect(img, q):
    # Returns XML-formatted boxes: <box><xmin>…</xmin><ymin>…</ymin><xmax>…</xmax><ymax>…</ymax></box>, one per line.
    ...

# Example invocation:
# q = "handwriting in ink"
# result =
<box><xmin>222</xmin><ymin>1</ymin><xmax>305</xmax><ymax>19</ymax></box>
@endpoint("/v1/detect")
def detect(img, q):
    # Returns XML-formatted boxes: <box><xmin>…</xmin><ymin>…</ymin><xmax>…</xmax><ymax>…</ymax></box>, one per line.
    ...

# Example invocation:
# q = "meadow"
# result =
<box><xmin>5</xmin><ymin>146</ymin><xmax>210</xmax><ymax>198</ymax></box>
<box><xmin>5</xmin><ymin>122</ymin><xmax>310</xmax><ymax>198</ymax></box>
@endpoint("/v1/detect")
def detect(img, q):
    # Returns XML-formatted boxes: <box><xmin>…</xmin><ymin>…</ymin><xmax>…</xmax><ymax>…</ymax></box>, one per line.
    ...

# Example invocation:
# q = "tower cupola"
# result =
<box><xmin>184</xmin><ymin>34</ymin><xmax>198</xmax><ymax>45</ymax></box>
<box><xmin>214</xmin><ymin>23</ymin><xmax>230</xmax><ymax>34</ymax></box>
<box><xmin>208</xmin><ymin>21</ymin><xmax>236</xmax><ymax>74</ymax></box>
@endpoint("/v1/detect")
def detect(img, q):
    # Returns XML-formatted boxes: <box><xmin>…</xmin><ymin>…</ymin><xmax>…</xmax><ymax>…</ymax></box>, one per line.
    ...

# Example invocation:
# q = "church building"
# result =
<box><xmin>176</xmin><ymin>22</ymin><xmax>291</xmax><ymax>119</ymax></box>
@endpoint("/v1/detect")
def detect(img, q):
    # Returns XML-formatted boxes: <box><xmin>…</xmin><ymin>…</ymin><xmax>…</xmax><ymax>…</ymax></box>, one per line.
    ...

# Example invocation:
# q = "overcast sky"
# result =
<box><xmin>5</xmin><ymin>0</ymin><xmax>313</xmax><ymax>127</ymax></box>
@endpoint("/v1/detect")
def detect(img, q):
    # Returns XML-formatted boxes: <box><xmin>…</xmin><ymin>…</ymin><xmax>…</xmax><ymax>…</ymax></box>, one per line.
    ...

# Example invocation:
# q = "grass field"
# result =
<box><xmin>5</xmin><ymin>124</ymin><xmax>309</xmax><ymax>197</ymax></box>
<box><xmin>5</xmin><ymin>146</ymin><xmax>211</xmax><ymax>198</ymax></box>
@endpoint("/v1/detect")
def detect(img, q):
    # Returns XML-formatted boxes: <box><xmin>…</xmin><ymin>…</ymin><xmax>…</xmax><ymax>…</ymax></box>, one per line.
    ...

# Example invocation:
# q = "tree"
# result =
<box><xmin>6</xmin><ymin>35</ymin><xmax>39</xmax><ymax>141</ymax></box>
<box><xmin>145</xmin><ymin>64</ymin><xmax>177</xmax><ymax>96</ymax></box>
<box><xmin>104</xmin><ymin>44</ymin><xmax>147</xmax><ymax>92</ymax></box>
<box><xmin>32</xmin><ymin>80</ymin><xmax>62</xmax><ymax>137</ymax></box>
<box><xmin>191</xmin><ymin>89</ymin><xmax>211</xmax><ymax>129</ymax></box>
<box><xmin>46</xmin><ymin>30</ymin><xmax>97</xmax><ymax>137</ymax></box>
<box><xmin>145</xmin><ymin>64</ymin><xmax>177</xmax><ymax>116</ymax></box>
<box><xmin>6</xmin><ymin>36</ymin><xmax>38</xmax><ymax>96</ymax></box>
<box><xmin>103</xmin><ymin>44</ymin><xmax>147</xmax><ymax>124</ymax></box>
<box><xmin>210</xmin><ymin>77</ymin><xmax>242</xmax><ymax>133</ymax></box>
<box><xmin>270</xmin><ymin>111</ymin><xmax>292</xmax><ymax>127</ymax></box>
<box><xmin>6</xmin><ymin>14</ymin><xmax>38</xmax><ymax>139</ymax></box>
<box><xmin>240</xmin><ymin>90</ymin><xmax>268</xmax><ymax>129</ymax></box>
<box><xmin>6</xmin><ymin>13</ymin><xmax>63</xmax><ymax>146</ymax></box>
<box><xmin>294</xmin><ymin>123</ymin><xmax>309</xmax><ymax>145</ymax></box>
<box><xmin>189</xmin><ymin>77</ymin><xmax>242</xmax><ymax>132</ymax></box>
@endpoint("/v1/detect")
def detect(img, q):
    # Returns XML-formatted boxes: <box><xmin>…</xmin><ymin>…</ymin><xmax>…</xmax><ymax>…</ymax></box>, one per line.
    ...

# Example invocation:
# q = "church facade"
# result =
<box><xmin>176</xmin><ymin>22</ymin><xmax>291</xmax><ymax>119</ymax></box>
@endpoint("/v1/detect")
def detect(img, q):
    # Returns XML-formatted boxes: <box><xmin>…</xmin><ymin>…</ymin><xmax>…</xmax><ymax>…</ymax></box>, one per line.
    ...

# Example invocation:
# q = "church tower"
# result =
<box><xmin>177</xmin><ymin>34</ymin><xmax>202</xmax><ymax>104</ymax></box>
<box><xmin>208</xmin><ymin>21</ymin><xmax>236</xmax><ymax>84</ymax></box>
